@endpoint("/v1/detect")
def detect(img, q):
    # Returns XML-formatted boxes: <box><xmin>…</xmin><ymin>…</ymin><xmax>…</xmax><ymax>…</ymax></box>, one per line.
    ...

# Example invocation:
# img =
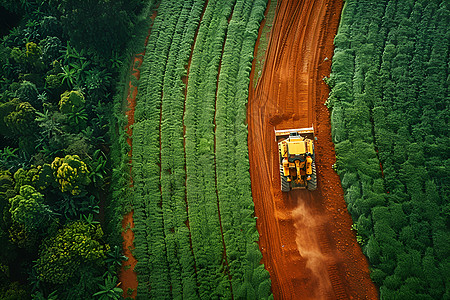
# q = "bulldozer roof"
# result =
<box><xmin>287</xmin><ymin>140</ymin><xmax>307</xmax><ymax>155</ymax></box>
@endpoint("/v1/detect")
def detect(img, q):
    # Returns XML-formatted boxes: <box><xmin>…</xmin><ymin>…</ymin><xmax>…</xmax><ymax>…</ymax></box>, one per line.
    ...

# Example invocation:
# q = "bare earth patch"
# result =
<box><xmin>248</xmin><ymin>0</ymin><xmax>378</xmax><ymax>299</ymax></box>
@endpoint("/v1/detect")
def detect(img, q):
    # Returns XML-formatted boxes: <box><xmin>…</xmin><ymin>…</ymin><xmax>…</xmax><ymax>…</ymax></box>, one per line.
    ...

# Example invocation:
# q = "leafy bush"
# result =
<box><xmin>9</xmin><ymin>185</ymin><xmax>54</xmax><ymax>232</ymax></box>
<box><xmin>35</xmin><ymin>220</ymin><xmax>109</xmax><ymax>285</ymax></box>
<box><xmin>58</xmin><ymin>90</ymin><xmax>84</xmax><ymax>114</ymax></box>
<box><xmin>40</xmin><ymin>36</ymin><xmax>63</xmax><ymax>66</ymax></box>
<box><xmin>13</xmin><ymin>167</ymin><xmax>39</xmax><ymax>192</ymax></box>
<box><xmin>51</xmin><ymin>154</ymin><xmax>90</xmax><ymax>195</ymax></box>
<box><xmin>5</xmin><ymin>101</ymin><xmax>37</xmax><ymax>136</ymax></box>
<box><xmin>15</xmin><ymin>81</ymin><xmax>39</xmax><ymax>107</ymax></box>
<box><xmin>40</xmin><ymin>16</ymin><xmax>63</xmax><ymax>38</ymax></box>
<box><xmin>0</xmin><ymin>99</ymin><xmax>20</xmax><ymax>136</ymax></box>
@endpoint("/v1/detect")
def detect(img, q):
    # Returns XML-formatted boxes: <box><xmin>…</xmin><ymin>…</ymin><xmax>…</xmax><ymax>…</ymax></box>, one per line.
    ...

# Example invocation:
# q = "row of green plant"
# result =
<box><xmin>128</xmin><ymin>0</ymin><xmax>196</xmax><ymax>298</ymax></box>
<box><xmin>183</xmin><ymin>0</ymin><xmax>238</xmax><ymax>298</ymax></box>
<box><xmin>124</xmin><ymin>0</ymin><xmax>274</xmax><ymax>298</ymax></box>
<box><xmin>0</xmin><ymin>0</ymin><xmax>150</xmax><ymax>298</ymax></box>
<box><xmin>327</xmin><ymin>0</ymin><xmax>449</xmax><ymax>299</ymax></box>
<box><xmin>214</xmin><ymin>0</ymin><xmax>272</xmax><ymax>298</ymax></box>
<box><xmin>159</xmin><ymin>0</ymin><xmax>205</xmax><ymax>298</ymax></box>
<box><xmin>131</xmin><ymin>0</ymin><xmax>173</xmax><ymax>298</ymax></box>
<box><xmin>106</xmin><ymin>0</ymin><xmax>156</xmax><ymax>250</ymax></box>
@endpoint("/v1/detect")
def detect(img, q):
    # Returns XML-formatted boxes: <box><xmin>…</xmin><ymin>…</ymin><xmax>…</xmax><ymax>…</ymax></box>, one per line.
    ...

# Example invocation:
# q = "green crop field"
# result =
<box><xmin>327</xmin><ymin>0</ymin><xmax>449</xmax><ymax>298</ymax></box>
<box><xmin>127</xmin><ymin>0</ymin><xmax>272</xmax><ymax>298</ymax></box>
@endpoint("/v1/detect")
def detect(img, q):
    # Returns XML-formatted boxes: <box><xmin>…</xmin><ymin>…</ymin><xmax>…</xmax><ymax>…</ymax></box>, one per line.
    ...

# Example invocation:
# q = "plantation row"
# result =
<box><xmin>184</xmin><ymin>0</ymin><xmax>236</xmax><ymax>297</ymax></box>
<box><xmin>215</xmin><ymin>0</ymin><xmax>272</xmax><ymax>298</ymax></box>
<box><xmin>115</xmin><ymin>0</ymin><xmax>272</xmax><ymax>299</ymax></box>
<box><xmin>132</xmin><ymin>0</ymin><xmax>195</xmax><ymax>298</ymax></box>
<box><xmin>327</xmin><ymin>0</ymin><xmax>449</xmax><ymax>298</ymax></box>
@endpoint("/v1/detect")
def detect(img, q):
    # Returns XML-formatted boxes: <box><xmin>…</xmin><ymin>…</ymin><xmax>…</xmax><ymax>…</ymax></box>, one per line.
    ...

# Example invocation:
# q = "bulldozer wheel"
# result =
<box><xmin>280</xmin><ymin>166</ymin><xmax>290</xmax><ymax>192</ymax></box>
<box><xmin>307</xmin><ymin>161</ymin><xmax>317</xmax><ymax>191</ymax></box>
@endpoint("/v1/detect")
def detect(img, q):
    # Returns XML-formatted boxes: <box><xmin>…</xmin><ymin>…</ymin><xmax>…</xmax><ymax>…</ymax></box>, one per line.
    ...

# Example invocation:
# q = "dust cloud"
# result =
<box><xmin>292</xmin><ymin>198</ymin><xmax>333</xmax><ymax>299</ymax></box>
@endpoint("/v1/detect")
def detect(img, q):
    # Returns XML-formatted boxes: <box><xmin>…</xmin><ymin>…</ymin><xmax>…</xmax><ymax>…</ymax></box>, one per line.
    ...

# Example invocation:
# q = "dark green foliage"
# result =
<box><xmin>49</xmin><ymin>0</ymin><xmax>144</xmax><ymax>55</ymax></box>
<box><xmin>40</xmin><ymin>36</ymin><xmax>63</xmax><ymax>65</ymax></box>
<box><xmin>39</xmin><ymin>16</ymin><xmax>62</xmax><ymax>38</ymax></box>
<box><xmin>10</xmin><ymin>42</ymin><xmax>44</xmax><ymax>73</ymax></box>
<box><xmin>35</xmin><ymin>109</ymin><xmax>65</xmax><ymax>156</ymax></box>
<box><xmin>92</xmin><ymin>273</ymin><xmax>123</xmax><ymax>300</ymax></box>
<box><xmin>15</xmin><ymin>80</ymin><xmax>39</xmax><ymax>107</ymax></box>
<box><xmin>0</xmin><ymin>0</ymin><xmax>134</xmax><ymax>298</ymax></box>
<box><xmin>0</xmin><ymin>281</ymin><xmax>29</xmax><ymax>300</ymax></box>
<box><xmin>35</xmin><ymin>220</ymin><xmax>108</xmax><ymax>284</ymax></box>
<box><xmin>328</xmin><ymin>0</ymin><xmax>450</xmax><ymax>298</ymax></box>
<box><xmin>9</xmin><ymin>185</ymin><xmax>55</xmax><ymax>232</ymax></box>
<box><xmin>84</xmin><ymin>68</ymin><xmax>111</xmax><ymax>99</ymax></box>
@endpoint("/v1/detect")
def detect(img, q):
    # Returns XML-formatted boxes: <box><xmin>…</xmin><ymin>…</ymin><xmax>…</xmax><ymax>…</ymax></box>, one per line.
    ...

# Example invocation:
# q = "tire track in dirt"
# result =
<box><xmin>248</xmin><ymin>0</ymin><xmax>378</xmax><ymax>299</ymax></box>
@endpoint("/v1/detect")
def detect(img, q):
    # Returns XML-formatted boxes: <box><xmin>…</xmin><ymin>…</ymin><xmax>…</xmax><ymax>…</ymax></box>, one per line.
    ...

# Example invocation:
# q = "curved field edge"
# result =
<box><xmin>252</xmin><ymin>0</ymin><xmax>278</xmax><ymax>88</ymax></box>
<box><xmin>107</xmin><ymin>1</ymin><xmax>158</xmax><ymax>298</ymax></box>
<box><xmin>327</xmin><ymin>0</ymin><xmax>449</xmax><ymax>298</ymax></box>
<box><xmin>214</xmin><ymin>0</ymin><xmax>272</xmax><ymax>298</ymax></box>
<box><xmin>110</xmin><ymin>0</ymin><xmax>273</xmax><ymax>299</ymax></box>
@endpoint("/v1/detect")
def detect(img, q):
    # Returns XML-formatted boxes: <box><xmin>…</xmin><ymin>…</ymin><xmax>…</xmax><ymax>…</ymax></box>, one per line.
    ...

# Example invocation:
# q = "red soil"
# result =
<box><xmin>248</xmin><ymin>1</ymin><xmax>379</xmax><ymax>299</ymax></box>
<box><xmin>119</xmin><ymin>53</ymin><xmax>144</xmax><ymax>299</ymax></box>
<box><xmin>119</xmin><ymin>12</ymin><xmax>155</xmax><ymax>297</ymax></box>
<box><xmin>119</xmin><ymin>211</ymin><xmax>137</xmax><ymax>298</ymax></box>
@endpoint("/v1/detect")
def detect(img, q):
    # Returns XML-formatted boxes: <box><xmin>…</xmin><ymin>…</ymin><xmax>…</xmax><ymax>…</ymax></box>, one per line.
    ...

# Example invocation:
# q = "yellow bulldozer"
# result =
<box><xmin>275</xmin><ymin>126</ymin><xmax>317</xmax><ymax>192</ymax></box>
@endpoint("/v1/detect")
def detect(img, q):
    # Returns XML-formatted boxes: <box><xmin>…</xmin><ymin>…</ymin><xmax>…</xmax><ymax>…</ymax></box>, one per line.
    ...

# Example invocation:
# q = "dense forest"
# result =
<box><xmin>327</xmin><ymin>0</ymin><xmax>449</xmax><ymax>298</ymax></box>
<box><xmin>0</xmin><ymin>0</ymin><xmax>147</xmax><ymax>298</ymax></box>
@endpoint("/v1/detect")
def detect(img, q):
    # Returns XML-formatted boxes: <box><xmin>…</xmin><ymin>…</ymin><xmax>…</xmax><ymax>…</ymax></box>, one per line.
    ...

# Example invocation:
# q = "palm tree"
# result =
<box><xmin>93</xmin><ymin>274</ymin><xmax>123</xmax><ymax>300</ymax></box>
<box><xmin>105</xmin><ymin>245</ymin><xmax>128</xmax><ymax>268</ymax></box>
<box><xmin>60</xmin><ymin>64</ymin><xmax>77</xmax><ymax>88</ymax></box>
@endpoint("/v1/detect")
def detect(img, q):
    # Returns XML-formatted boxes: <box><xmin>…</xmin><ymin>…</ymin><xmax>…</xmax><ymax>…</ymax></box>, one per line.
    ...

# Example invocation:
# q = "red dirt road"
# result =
<box><xmin>248</xmin><ymin>1</ymin><xmax>378</xmax><ymax>299</ymax></box>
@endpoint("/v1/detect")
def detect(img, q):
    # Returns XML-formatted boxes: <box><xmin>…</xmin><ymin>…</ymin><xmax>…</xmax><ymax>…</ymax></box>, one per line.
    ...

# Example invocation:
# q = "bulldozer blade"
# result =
<box><xmin>274</xmin><ymin>126</ymin><xmax>314</xmax><ymax>141</ymax></box>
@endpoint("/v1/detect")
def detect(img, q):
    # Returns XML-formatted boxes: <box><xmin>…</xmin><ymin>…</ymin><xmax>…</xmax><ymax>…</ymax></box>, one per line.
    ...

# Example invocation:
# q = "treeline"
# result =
<box><xmin>124</xmin><ymin>0</ymin><xmax>273</xmax><ymax>298</ymax></box>
<box><xmin>327</xmin><ymin>0</ymin><xmax>449</xmax><ymax>298</ymax></box>
<box><xmin>0</xmin><ymin>0</ymin><xmax>148</xmax><ymax>298</ymax></box>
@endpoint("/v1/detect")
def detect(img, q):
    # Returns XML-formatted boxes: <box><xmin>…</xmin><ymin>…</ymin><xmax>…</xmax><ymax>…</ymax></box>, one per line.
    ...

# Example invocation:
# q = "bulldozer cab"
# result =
<box><xmin>275</xmin><ymin>126</ymin><xmax>317</xmax><ymax>192</ymax></box>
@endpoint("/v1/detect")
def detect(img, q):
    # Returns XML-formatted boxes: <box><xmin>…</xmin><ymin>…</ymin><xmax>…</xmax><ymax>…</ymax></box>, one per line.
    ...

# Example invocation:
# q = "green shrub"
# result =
<box><xmin>5</xmin><ymin>101</ymin><xmax>37</xmax><ymax>136</ymax></box>
<box><xmin>15</xmin><ymin>81</ymin><xmax>39</xmax><ymax>107</ymax></box>
<box><xmin>0</xmin><ymin>99</ymin><xmax>20</xmax><ymax>136</ymax></box>
<box><xmin>58</xmin><ymin>90</ymin><xmax>85</xmax><ymax>114</ymax></box>
<box><xmin>35</xmin><ymin>220</ymin><xmax>108</xmax><ymax>285</ymax></box>
<box><xmin>51</xmin><ymin>155</ymin><xmax>90</xmax><ymax>195</ymax></box>
<box><xmin>13</xmin><ymin>167</ymin><xmax>39</xmax><ymax>192</ymax></box>
<box><xmin>9</xmin><ymin>185</ymin><xmax>54</xmax><ymax>232</ymax></box>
